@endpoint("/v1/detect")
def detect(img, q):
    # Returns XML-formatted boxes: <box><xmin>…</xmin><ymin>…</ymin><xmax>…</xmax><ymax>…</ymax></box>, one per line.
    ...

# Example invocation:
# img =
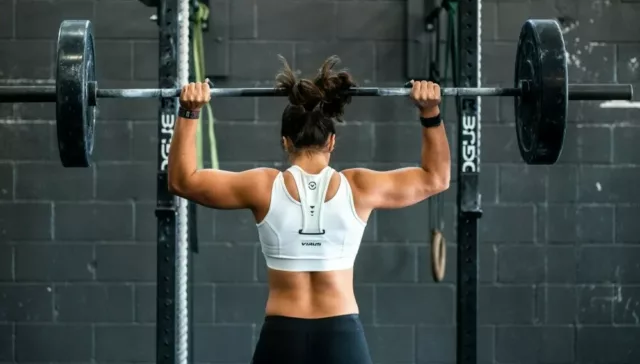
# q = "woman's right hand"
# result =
<box><xmin>409</xmin><ymin>80</ymin><xmax>441</xmax><ymax>118</ymax></box>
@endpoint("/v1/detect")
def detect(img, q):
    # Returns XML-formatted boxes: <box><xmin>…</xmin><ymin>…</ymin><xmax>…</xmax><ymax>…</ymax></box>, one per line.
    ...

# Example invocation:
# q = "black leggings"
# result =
<box><xmin>251</xmin><ymin>314</ymin><xmax>373</xmax><ymax>364</ymax></box>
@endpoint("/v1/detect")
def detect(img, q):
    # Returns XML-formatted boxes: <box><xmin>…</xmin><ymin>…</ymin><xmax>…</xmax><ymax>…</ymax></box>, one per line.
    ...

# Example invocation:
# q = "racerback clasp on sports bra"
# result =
<box><xmin>288</xmin><ymin>165</ymin><xmax>333</xmax><ymax>236</ymax></box>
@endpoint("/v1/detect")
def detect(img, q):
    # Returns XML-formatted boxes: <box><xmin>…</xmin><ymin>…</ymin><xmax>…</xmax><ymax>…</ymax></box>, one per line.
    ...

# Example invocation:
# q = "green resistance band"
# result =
<box><xmin>440</xmin><ymin>1</ymin><xmax>458</xmax><ymax>121</ymax></box>
<box><xmin>193</xmin><ymin>2</ymin><xmax>219</xmax><ymax>170</ymax></box>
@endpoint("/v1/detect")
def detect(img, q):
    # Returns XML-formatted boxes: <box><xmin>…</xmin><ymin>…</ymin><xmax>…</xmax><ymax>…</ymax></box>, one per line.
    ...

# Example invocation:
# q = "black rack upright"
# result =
<box><xmin>456</xmin><ymin>1</ymin><xmax>482</xmax><ymax>364</ymax></box>
<box><xmin>155</xmin><ymin>0</ymin><xmax>180</xmax><ymax>363</ymax></box>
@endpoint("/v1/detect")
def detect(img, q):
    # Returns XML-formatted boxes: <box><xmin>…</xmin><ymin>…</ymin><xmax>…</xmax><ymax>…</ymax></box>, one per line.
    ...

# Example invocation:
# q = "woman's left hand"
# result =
<box><xmin>179</xmin><ymin>79</ymin><xmax>211</xmax><ymax>111</ymax></box>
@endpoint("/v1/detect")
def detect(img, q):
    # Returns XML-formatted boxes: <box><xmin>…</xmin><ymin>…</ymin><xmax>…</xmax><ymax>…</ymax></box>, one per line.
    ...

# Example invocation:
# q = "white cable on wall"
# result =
<box><xmin>477</xmin><ymin>0</ymin><xmax>482</xmax><ymax>172</ymax></box>
<box><xmin>176</xmin><ymin>0</ymin><xmax>190</xmax><ymax>363</ymax></box>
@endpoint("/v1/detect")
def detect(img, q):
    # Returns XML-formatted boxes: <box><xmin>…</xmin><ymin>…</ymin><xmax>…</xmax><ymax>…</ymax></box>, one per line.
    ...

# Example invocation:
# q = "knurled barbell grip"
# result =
<box><xmin>0</xmin><ymin>83</ymin><xmax>633</xmax><ymax>102</ymax></box>
<box><xmin>0</xmin><ymin>86</ymin><xmax>517</xmax><ymax>101</ymax></box>
<box><xmin>78</xmin><ymin>84</ymin><xmax>640</xmax><ymax>100</ymax></box>
<box><xmin>95</xmin><ymin>87</ymin><xmax>524</xmax><ymax>98</ymax></box>
<box><xmin>95</xmin><ymin>84</ymin><xmax>634</xmax><ymax>100</ymax></box>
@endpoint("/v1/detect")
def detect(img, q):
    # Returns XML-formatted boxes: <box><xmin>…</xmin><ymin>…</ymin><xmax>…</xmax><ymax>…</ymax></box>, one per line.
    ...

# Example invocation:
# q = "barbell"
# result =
<box><xmin>0</xmin><ymin>19</ymin><xmax>634</xmax><ymax>168</ymax></box>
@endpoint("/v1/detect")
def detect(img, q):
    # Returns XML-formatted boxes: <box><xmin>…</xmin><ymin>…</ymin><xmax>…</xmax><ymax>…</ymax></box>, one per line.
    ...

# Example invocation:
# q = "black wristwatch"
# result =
<box><xmin>178</xmin><ymin>107</ymin><xmax>200</xmax><ymax>119</ymax></box>
<box><xmin>420</xmin><ymin>114</ymin><xmax>441</xmax><ymax>128</ymax></box>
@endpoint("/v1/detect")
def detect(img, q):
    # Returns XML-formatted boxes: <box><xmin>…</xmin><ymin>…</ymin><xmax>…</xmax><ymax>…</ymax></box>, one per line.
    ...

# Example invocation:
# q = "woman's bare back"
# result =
<box><xmin>253</xmin><ymin>168</ymin><xmax>365</xmax><ymax>318</ymax></box>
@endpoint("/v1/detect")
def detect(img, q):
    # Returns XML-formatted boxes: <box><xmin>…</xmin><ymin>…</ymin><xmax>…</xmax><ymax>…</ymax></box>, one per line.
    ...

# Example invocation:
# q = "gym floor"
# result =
<box><xmin>1</xmin><ymin>0</ymin><xmax>640</xmax><ymax>363</ymax></box>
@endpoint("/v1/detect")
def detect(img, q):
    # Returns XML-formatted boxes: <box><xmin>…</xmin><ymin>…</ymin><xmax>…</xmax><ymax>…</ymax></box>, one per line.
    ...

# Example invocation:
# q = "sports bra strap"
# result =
<box><xmin>287</xmin><ymin>165</ymin><xmax>334</xmax><ymax>235</ymax></box>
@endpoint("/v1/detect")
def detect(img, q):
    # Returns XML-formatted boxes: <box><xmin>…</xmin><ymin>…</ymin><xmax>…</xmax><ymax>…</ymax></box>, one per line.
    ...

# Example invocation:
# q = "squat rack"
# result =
<box><xmin>148</xmin><ymin>1</ymin><xmax>482</xmax><ymax>364</ymax></box>
<box><xmin>153</xmin><ymin>0</ymin><xmax>197</xmax><ymax>364</ymax></box>
<box><xmin>455</xmin><ymin>1</ymin><xmax>481</xmax><ymax>364</ymax></box>
<box><xmin>154</xmin><ymin>0</ymin><xmax>179</xmax><ymax>360</ymax></box>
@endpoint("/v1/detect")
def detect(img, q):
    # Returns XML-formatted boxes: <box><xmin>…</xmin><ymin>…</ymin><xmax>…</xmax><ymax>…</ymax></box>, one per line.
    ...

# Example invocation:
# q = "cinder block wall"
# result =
<box><xmin>0</xmin><ymin>0</ymin><xmax>639</xmax><ymax>363</ymax></box>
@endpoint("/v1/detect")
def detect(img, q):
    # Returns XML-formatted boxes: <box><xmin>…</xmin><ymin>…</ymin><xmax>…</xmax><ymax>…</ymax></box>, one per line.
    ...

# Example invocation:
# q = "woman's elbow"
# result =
<box><xmin>167</xmin><ymin>171</ymin><xmax>188</xmax><ymax>197</ymax></box>
<box><xmin>417</xmin><ymin>172</ymin><xmax>449</xmax><ymax>198</ymax></box>
<box><xmin>429</xmin><ymin>171</ymin><xmax>450</xmax><ymax>194</ymax></box>
<box><xmin>438</xmin><ymin>162</ymin><xmax>452</xmax><ymax>190</ymax></box>
<box><xmin>434</xmin><ymin>179</ymin><xmax>449</xmax><ymax>194</ymax></box>
<box><xmin>440</xmin><ymin>171</ymin><xmax>451</xmax><ymax>192</ymax></box>
<box><xmin>167</xmin><ymin>179</ymin><xmax>182</xmax><ymax>196</ymax></box>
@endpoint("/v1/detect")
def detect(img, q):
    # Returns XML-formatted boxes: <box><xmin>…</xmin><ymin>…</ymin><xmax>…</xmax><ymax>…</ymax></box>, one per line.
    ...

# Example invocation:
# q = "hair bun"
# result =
<box><xmin>313</xmin><ymin>55</ymin><xmax>357</xmax><ymax>122</ymax></box>
<box><xmin>275</xmin><ymin>55</ymin><xmax>323</xmax><ymax>111</ymax></box>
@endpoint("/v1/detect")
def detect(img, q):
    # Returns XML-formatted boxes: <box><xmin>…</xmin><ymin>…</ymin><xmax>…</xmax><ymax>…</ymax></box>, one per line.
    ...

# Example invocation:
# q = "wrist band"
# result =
<box><xmin>420</xmin><ymin>114</ymin><xmax>441</xmax><ymax>128</ymax></box>
<box><xmin>178</xmin><ymin>107</ymin><xmax>200</xmax><ymax>119</ymax></box>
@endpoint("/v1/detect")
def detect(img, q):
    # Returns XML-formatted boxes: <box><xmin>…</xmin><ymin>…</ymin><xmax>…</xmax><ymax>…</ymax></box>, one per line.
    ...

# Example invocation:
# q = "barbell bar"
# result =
<box><xmin>0</xmin><ymin>19</ymin><xmax>635</xmax><ymax>168</ymax></box>
<box><xmin>0</xmin><ymin>83</ymin><xmax>633</xmax><ymax>102</ymax></box>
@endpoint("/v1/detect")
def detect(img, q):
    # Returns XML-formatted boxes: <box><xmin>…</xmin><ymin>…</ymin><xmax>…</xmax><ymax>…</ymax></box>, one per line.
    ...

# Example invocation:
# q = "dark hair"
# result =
<box><xmin>275</xmin><ymin>55</ymin><xmax>356</xmax><ymax>153</ymax></box>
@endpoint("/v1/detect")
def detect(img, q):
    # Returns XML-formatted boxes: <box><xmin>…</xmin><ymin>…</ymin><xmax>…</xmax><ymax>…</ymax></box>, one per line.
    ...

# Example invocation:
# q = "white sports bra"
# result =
<box><xmin>256</xmin><ymin>165</ymin><xmax>367</xmax><ymax>272</ymax></box>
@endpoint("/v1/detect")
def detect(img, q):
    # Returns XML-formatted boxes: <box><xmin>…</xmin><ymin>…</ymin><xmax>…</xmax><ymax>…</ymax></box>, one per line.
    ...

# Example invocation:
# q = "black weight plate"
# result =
<box><xmin>514</xmin><ymin>19</ymin><xmax>568</xmax><ymax>165</ymax></box>
<box><xmin>56</xmin><ymin>20</ymin><xmax>97</xmax><ymax>167</ymax></box>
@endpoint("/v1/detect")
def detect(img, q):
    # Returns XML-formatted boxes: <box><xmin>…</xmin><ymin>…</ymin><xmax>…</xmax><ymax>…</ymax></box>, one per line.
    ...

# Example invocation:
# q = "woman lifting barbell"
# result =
<box><xmin>167</xmin><ymin>55</ymin><xmax>451</xmax><ymax>364</ymax></box>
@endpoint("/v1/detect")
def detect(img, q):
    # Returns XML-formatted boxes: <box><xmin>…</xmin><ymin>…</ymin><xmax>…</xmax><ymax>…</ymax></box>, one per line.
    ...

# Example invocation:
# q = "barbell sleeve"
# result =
<box><xmin>568</xmin><ymin>84</ymin><xmax>633</xmax><ymax>101</ymax></box>
<box><xmin>0</xmin><ymin>86</ymin><xmax>56</xmax><ymax>102</ymax></box>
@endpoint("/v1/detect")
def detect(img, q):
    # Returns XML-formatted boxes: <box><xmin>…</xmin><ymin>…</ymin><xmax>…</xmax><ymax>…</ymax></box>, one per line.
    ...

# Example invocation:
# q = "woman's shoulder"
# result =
<box><xmin>250</xmin><ymin>167</ymin><xmax>281</xmax><ymax>181</ymax></box>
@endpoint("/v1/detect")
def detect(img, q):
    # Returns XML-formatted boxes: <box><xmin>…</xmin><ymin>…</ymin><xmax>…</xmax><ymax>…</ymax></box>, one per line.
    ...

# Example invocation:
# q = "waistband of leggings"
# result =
<box><xmin>262</xmin><ymin>314</ymin><xmax>363</xmax><ymax>332</ymax></box>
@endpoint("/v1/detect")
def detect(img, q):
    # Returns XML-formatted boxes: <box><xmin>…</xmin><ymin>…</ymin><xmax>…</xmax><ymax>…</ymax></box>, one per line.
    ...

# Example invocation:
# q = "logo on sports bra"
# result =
<box><xmin>308</xmin><ymin>181</ymin><xmax>317</xmax><ymax>190</ymax></box>
<box><xmin>301</xmin><ymin>241</ymin><xmax>322</xmax><ymax>246</ymax></box>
